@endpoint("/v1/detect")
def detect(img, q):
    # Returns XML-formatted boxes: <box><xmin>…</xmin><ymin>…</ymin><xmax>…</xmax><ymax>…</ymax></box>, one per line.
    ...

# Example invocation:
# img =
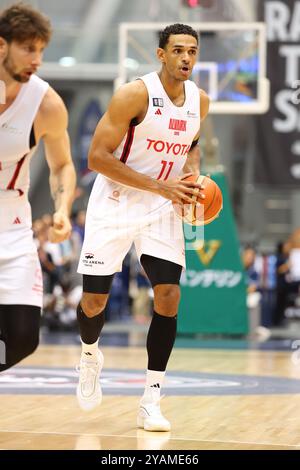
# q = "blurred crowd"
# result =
<box><xmin>243</xmin><ymin>228</ymin><xmax>300</xmax><ymax>337</ymax></box>
<box><xmin>33</xmin><ymin>210</ymin><xmax>153</xmax><ymax>331</ymax></box>
<box><xmin>34</xmin><ymin>208</ymin><xmax>300</xmax><ymax>335</ymax></box>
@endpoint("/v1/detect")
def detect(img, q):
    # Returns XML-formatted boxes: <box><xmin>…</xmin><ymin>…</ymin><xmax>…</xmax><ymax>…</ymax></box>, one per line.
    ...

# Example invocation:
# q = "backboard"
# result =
<box><xmin>118</xmin><ymin>22</ymin><xmax>270</xmax><ymax>114</ymax></box>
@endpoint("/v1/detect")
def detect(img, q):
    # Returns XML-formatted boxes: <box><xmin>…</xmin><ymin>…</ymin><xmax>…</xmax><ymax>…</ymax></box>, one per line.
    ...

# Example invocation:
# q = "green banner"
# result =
<box><xmin>178</xmin><ymin>172</ymin><xmax>248</xmax><ymax>334</ymax></box>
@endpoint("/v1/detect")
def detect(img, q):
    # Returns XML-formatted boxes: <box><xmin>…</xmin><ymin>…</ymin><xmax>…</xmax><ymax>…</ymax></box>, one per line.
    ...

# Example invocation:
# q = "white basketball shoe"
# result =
<box><xmin>76</xmin><ymin>350</ymin><xmax>103</xmax><ymax>411</ymax></box>
<box><xmin>137</xmin><ymin>391</ymin><xmax>171</xmax><ymax>432</ymax></box>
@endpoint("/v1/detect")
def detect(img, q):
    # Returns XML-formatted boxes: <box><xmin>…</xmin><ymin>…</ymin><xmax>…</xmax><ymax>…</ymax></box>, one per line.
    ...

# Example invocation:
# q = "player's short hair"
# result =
<box><xmin>159</xmin><ymin>23</ymin><xmax>198</xmax><ymax>49</ymax></box>
<box><xmin>0</xmin><ymin>2</ymin><xmax>52</xmax><ymax>44</ymax></box>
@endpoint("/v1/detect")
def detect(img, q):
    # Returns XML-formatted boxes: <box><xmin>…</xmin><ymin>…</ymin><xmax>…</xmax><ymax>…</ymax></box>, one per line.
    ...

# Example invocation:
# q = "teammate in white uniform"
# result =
<box><xmin>0</xmin><ymin>4</ymin><xmax>76</xmax><ymax>371</ymax></box>
<box><xmin>76</xmin><ymin>24</ymin><xmax>209</xmax><ymax>431</ymax></box>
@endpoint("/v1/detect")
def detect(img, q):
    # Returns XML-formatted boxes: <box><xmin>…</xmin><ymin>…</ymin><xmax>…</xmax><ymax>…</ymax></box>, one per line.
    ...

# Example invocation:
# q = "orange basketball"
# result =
<box><xmin>172</xmin><ymin>174</ymin><xmax>223</xmax><ymax>225</ymax></box>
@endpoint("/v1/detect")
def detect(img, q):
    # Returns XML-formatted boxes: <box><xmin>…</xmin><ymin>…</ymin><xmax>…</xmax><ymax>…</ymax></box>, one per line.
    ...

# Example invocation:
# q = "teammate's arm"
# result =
<box><xmin>182</xmin><ymin>89</ymin><xmax>210</xmax><ymax>174</ymax></box>
<box><xmin>88</xmin><ymin>82</ymin><xmax>201</xmax><ymax>204</ymax></box>
<box><xmin>38</xmin><ymin>87</ymin><xmax>76</xmax><ymax>243</ymax></box>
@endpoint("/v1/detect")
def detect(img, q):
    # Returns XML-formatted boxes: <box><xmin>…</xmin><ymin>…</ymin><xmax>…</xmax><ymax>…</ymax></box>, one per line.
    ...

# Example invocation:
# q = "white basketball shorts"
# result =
<box><xmin>0</xmin><ymin>199</ymin><xmax>43</xmax><ymax>307</ymax></box>
<box><xmin>77</xmin><ymin>177</ymin><xmax>186</xmax><ymax>276</ymax></box>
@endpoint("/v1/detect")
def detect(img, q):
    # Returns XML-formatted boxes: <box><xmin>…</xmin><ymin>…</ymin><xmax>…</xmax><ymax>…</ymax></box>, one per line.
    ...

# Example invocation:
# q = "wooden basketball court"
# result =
<box><xmin>1</xmin><ymin>342</ymin><xmax>300</xmax><ymax>450</ymax></box>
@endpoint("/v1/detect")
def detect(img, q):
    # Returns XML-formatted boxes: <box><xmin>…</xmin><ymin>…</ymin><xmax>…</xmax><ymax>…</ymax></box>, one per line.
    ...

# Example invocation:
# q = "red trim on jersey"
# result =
<box><xmin>120</xmin><ymin>126</ymin><xmax>135</xmax><ymax>164</ymax></box>
<box><xmin>7</xmin><ymin>155</ymin><xmax>26</xmax><ymax>190</ymax></box>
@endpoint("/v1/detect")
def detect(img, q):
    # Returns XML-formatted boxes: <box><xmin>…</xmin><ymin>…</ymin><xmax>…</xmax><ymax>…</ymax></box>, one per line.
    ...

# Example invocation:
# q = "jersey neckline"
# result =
<box><xmin>154</xmin><ymin>71</ymin><xmax>187</xmax><ymax>109</ymax></box>
<box><xmin>0</xmin><ymin>80</ymin><xmax>29</xmax><ymax>125</ymax></box>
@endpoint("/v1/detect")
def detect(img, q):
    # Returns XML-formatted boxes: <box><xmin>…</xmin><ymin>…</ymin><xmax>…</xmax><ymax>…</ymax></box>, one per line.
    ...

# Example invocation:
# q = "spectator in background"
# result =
<box><xmin>259</xmin><ymin>250</ymin><xmax>277</xmax><ymax>328</ymax></box>
<box><xmin>72</xmin><ymin>210</ymin><xmax>86</xmax><ymax>250</ymax></box>
<box><xmin>288</xmin><ymin>229</ymin><xmax>300</xmax><ymax>286</ymax></box>
<box><xmin>243</xmin><ymin>247</ymin><xmax>260</xmax><ymax>294</ymax></box>
<box><xmin>243</xmin><ymin>247</ymin><xmax>270</xmax><ymax>340</ymax></box>
<box><xmin>273</xmin><ymin>241</ymin><xmax>290</xmax><ymax>326</ymax></box>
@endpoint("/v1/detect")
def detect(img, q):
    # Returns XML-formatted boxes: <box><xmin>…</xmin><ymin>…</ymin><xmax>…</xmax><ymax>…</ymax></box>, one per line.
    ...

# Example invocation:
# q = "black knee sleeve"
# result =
<box><xmin>0</xmin><ymin>305</ymin><xmax>40</xmax><ymax>371</ymax></box>
<box><xmin>83</xmin><ymin>274</ymin><xmax>115</xmax><ymax>294</ymax></box>
<box><xmin>140</xmin><ymin>255</ymin><xmax>182</xmax><ymax>287</ymax></box>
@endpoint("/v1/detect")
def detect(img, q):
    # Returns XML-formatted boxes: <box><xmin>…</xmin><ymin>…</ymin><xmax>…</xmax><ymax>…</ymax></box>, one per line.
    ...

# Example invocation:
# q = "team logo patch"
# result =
<box><xmin>152</xmin><ymin>98</ymin><xmax>164</xmax><ymax>107</ymax></box>
<box><xmin>169</xmin><ymin>119</ymin><xmax>187</xmax><ymax>132</ymax></box>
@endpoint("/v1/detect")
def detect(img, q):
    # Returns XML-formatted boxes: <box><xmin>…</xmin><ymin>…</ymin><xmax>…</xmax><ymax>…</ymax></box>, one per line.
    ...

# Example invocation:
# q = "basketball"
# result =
<box><xmin>172</xmin><ymin>174</ymin><xmax>223</xmax><ymax>225</ymax></box>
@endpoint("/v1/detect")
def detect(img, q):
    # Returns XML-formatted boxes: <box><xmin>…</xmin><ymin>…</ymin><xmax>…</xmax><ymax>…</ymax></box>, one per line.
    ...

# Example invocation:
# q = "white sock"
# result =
<box><xmin>141</xmin><ymin>369</ymin><xmax>165</xmax><ymax>403</ymax></box>
<box><xmin>81</xmin><ymin>339</ymin><xmax>99</xmax><ymax>361</ymax></box>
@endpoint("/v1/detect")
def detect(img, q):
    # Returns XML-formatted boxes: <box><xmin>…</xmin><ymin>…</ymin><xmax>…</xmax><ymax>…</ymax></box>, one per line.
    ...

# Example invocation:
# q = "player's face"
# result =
<box><xmin>158</xmin><ymin>34</ymin><xmax>199</xmax><ymax>81</ymax></box>
<box><xmin>3</xmin><ymin>39</ymin><xmax>46</xmax><ymax>83</ymax></box>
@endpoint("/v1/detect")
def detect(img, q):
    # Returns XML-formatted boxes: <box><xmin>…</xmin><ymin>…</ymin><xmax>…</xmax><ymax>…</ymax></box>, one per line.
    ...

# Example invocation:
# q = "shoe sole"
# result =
<box><xmin>137</xmin><ymin>416</ymin><xmax>171</xmax><ymax>432</ymax></box>
<box><xmin>76</xmin><ymin>385</ymin><xmax>102</xmax><ymax>411</ymax></box>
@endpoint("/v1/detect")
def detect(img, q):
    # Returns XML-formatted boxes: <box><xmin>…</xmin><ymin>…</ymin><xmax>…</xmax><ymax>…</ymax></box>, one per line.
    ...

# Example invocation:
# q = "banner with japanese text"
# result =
<box><xmin>178</xmin><ymin>172</ymin><xmax>248</xmax><ymax>334</ymax></box>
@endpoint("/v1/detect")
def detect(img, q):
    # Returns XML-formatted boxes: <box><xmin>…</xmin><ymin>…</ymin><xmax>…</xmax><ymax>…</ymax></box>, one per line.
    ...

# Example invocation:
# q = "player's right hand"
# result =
<box><xmin>48</xmin><ymin>211</ymin><xmax>72</xmax><ymax>243</ymax></box>
<box><xmin>156</xmin><ymin>173</ymin><xmax>205</xmax><ymax>204</ymax></box>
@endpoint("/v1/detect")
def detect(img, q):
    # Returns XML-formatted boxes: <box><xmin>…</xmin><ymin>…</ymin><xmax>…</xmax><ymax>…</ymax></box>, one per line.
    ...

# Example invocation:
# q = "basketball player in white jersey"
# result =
<box><xmin>76</xmin><ymin>24</ymin><xmax>209</xmax><ymax>431</ymax></box>
<box><xmin>0</xmin><ymin>4</ymin><xmax>76</xmax><ymax>371</ymax></box>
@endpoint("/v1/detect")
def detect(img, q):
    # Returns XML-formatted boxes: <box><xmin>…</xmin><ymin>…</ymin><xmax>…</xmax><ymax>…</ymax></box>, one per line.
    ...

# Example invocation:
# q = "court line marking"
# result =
<box><xmin>0</xmin><ymin>429</ymin><xmax>299</xmax><ymax>448</ymax></box>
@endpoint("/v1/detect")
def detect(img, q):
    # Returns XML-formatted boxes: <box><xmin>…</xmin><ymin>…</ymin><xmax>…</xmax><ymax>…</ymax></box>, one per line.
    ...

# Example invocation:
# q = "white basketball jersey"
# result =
<box><xmin>0</xmin><ymin>74</ymin><xmax>49</xmax><ymax>200</ymax></box>
<box><xmin>114</xmin><ymin>72</ymin><xmax>200</xmax><ymax>180</ymax></box>
<box><xmin>81</xmin><ymin>73</ymin><xmax>200</xmax><ymax>274</ymax></box>
<box><xmin>86</xmin><ymin>72</ymin><xmax>201</xmax><ymax>234</ymax></box>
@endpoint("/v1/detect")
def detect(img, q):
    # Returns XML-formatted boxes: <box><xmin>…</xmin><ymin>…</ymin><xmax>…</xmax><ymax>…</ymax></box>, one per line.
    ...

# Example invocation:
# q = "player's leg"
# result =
<box><xmin>135</xmin><ymin>208</ymin><xmax>184</xmax><ymax>431</ymax></box>
<box><xmin>76</xmin><ymin>224</ymin><xmax>133</xmax><ymax>411</ymax></box>
<box><xmin>138</xmin><ymin>254</ymin><xmax>182</xmax><ymax>431</ymax></box>
<box><xmin>141</xmin><ymin>255</ymin><xmax>182</xmax><ymax>377</ymax></box>
<box><xmin>76</xmin><ymin>274</ymin><xmax>114</xmax><ymax>411</ymax></box>
<box><xmin>76</xmin><ymin>182</ymin><xmax>140</xmax><ymax>410</ymax></box>
<box><xmin>0</xmin><ymin>305</ymin><xmax>40</xmax><ymax>372</ymax></box>
<box><xmin>0</xmin><ymin>237</ymin><xmax>43</xmax><ymax>372</ymax></box>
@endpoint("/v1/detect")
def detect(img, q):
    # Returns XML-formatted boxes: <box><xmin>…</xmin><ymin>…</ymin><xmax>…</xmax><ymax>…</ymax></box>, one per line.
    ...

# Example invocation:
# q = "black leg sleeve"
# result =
<box><xmin>76</xmin><ymin>304</ymin><xmax>105</xmax><ymax>344</ymax></box>
<box><xmin>146</xmin><ymin>311</ymin><xmax>177</xmax><ymax>371</ymax></box>
<box><xmin>0</xmin><ymin>305</ymin><xmax>40</xmax><ymax>372</ymax></box>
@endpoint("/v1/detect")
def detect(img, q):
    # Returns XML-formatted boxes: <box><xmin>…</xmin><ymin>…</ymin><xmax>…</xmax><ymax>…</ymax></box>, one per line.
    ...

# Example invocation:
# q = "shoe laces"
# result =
<box><xmin>76</xmin><ymin>359</ymin><xmax>99</xmax><ymax>384</ymax></box>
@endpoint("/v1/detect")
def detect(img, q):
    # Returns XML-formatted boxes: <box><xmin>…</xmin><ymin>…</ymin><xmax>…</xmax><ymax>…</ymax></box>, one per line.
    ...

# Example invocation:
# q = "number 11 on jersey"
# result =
<box><xmin>157</xmin><ymin>160</ymin><xmax>174</xmax><ymax>180</ymax></box>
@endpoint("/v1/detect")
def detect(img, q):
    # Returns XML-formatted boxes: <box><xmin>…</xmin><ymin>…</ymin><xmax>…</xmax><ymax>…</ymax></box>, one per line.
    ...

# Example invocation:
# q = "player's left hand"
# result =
<box><xmin>48</xmin><ymin>211</ymin><xmax>72</xmax><ymax>243</ymax></box>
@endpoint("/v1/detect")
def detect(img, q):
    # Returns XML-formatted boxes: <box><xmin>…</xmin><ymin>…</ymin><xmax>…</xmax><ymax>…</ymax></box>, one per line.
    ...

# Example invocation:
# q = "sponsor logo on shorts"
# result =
<box><xmin>108</xmin><ymin>190</ymin><xmax>120</xmax><ymax>202</ymax></box>
<box><xmin>13</xmin><ymin>217</ymin><xmax>21</xmax><ymax>225</ymax></box>
<box><xmin>83</xmin><ymin>253</ymin><xmax>104</xmax><ymax>266</ymax></box>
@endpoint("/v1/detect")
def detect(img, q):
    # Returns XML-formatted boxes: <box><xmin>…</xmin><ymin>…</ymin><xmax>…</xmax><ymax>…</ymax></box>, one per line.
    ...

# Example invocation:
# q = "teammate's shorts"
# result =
<box><xmin>77</xmin><ymin>177</ymin><xmax>186</xmax><ymax>276</ymax></box>
<box><xmin>0</xmin><ymin>198</ymin><xmax>43</xmax><ymax>307</ymax></box>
